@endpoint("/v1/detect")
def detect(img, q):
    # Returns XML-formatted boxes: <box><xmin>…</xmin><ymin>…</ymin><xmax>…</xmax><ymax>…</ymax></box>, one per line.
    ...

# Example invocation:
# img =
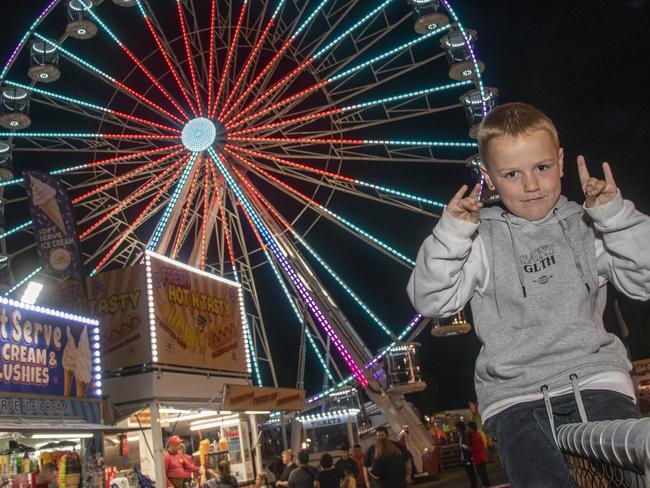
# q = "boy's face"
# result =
<box><xmin>480</xmin><ymin>130</ymin><xmax>564</xmax><ymax>221</ymax></box>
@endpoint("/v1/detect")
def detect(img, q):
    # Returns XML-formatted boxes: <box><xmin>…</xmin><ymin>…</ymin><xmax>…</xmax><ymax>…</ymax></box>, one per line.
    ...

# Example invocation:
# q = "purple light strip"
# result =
<box><xmin>0</xmin><ymin>0</ymin><xmax>60</xmax><ymax>81</ymax></box>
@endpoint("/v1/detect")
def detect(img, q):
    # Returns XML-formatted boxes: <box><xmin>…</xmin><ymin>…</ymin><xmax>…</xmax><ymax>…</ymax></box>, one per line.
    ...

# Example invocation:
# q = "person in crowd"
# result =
<box><xmin>455</xmin><ymin>421</ymin><xmax>477</xmax><ymax>488</ymax></box>
<box><xmin>369</xmin><ymin>438</ymin><xmax>407</xmax><ymax>488</ymax></box>
<box><xmin>203</xmin><ymin>460</ymin><xmax>238</xmax><ymax>488</ymax></box>
<box><xmin>165</xmin><ymin>436</ymin><xmax>200</xmax><ymax>488</ymax></box>
<box><xmin>33</xmin><ymin>463</ymin><xmax>57</xmax><ymax>488</ymax></box>
<box><xmin>467</xmin><ymin>422</ymin><xmax>490</xmax><ymax>487</ymax></box>
<box><xmin>334</xmin><ymin>450</ymin><xmax>358</xmax><ymax>479</ymax></box>
<box><xmin>350</xmin><ymin>445</ymin><xmax>366</xmax><ymax>488</ymax></box>
<box><xmin>287</xmin><ymin>449</ymin><xmax>317</xmax><ymax>488</ymax></box>
<box><xmin>315</xmin><ymin>453</ymin><xmax>343</xmax><ymax>488</ymax></box>
<box><xmin>341</xmin><ymin>467</ymin><xmax>357</xmax><ymax>488</ymax></box>
<box><xmin>275</xmin><ymin>450</ymin><xmax>297</xmax><ymax>487</ymax></box>
<box><xmin>363</xmin><ymin>427</ymin><xmax>410</xmax><ymax>488</ymax></box>
<box><xmin>178</xmin><ymin>444</ymin><xmax>197</xmax><ymax>481</ymax></box>
<box><xmin>407</xmin><ymin>102</ymin><xmax>650</xmax><ymax>487</ymax></box>
<box><xmin>254</xmin><ymin>473</ymin><xmax>271</xmax><ymax>488</ymax></box>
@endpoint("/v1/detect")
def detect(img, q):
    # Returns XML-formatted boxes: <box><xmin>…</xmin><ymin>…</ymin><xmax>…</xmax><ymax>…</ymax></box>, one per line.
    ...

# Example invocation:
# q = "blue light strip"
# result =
<box><xmin>134</xmin><ymin>0</ymin><xmax>148</xmax><ymax>18</ymax></box>
<box><xmin>148</xmin><ymin>152</ymin><xmax>199</xmax><ymax>250</ymax></box>
<box><xmin>328</xmin><ymin>24</ymin><xmax>450</xmax><ymax>82</ymax></box>
<box><xmin>352</xmin><ymin>180</ymin><xmax>446</xmax><ymax>209</ymax></box>
<box><xmin>292</xmin><ymin>0</ymin><xmax>332</xmax><ymax>39</ymax></box>
<box><xmin>6</xmin><ymin>80</ymin><xmax>113</xmax><ymax>114</ymax></box>
<box><xmin>2</xmin><ymin>267</ymin><xmax>42</xmax><ymax>297</ymax></box>
<box><xmin>313</xmin><ymin>0</ymin><xmax>393</xmax><ymax>59</ymax></box>
<box><xmin>0</xmin><ymin>221</ymin><xmax>32</xmax><ymax>240</ymax></box>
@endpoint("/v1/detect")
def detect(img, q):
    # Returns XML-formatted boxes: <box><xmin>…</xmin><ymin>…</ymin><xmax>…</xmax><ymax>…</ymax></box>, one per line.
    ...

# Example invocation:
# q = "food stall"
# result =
<box><xmin>0</xmin><ymin>295</ymin><xmax>108</xmax><ymax>488</ymax></box>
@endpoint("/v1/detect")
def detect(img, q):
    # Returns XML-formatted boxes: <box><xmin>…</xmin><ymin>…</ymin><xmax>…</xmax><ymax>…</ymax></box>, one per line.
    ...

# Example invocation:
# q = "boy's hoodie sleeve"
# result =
<box><xmin>586</xmin><ymin>190</ymin><xmax>650</xmax><ymax>300</ymax></box>
<box><xmin>406</xmin><ymin>210</ymin><xmax>489</xmax><ymax>317</ymax></box>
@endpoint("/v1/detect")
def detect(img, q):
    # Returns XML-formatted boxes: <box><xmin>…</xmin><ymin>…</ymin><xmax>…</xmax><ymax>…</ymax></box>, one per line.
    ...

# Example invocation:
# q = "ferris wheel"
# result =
<box><xmin>0</xmin><ymin>0</ymin><xmax>496</xmax><ymax>401</ymax></box>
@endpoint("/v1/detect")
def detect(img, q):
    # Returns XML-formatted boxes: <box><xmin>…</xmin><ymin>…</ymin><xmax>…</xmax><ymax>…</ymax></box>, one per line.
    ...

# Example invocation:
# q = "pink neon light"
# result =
<box><xmin>225</xmin><ymin>80</ymin><xmax>330</xmax><ymax>130</ymax></box>
<box><xmin>219</xmin><ymin>15</ymin><xmax>277</xmax><ymax>119</ymax></box>
<box><xmin>176</xmin><ymin>1</ymin><xmax>203</xmax><ymax>116</ymax></box>
<box><xmin>219</xmin><ymin>39</ymin><xmax>296</xmax><ymax>123</ymax></box>
<box><xmin>144</xmin><ymin>17</ymin><xmax>198</xmax><ymax>117</ymax></box>
<box><xmin>72</xmin><ymin>148</ymin><xmax>185</xmax><ymax>204</ymax></box>
<box><xmin>80</xmin><ymin>155</ymin><xmax>189</xmax><ymax>240</ymax></box>
<box><xmin>224</xmin><ymin>57</ymin><xmax>314</xmax><ymax>124</ymax></box>
<box><xmin>211</xmin><ymin>2</ymin><xmax>247</xmax><ymax>119</ymax></box>
<box><xmin>206</xmin><ymin>0</ymin><xmax>217</xmax><ymax>116</ymax></box>
<box><xmin>117</xmin><ymin>39</ymin><xmax>189</xmax><ymax>120</ymax></box>
<box><xmin>228</xmin><ymin>107</ymin><xmax>342</xmax><ymax>136</ymax></box>
<box><xmin>92</xmin><ymin>160</ymin><xmax>188</xmax><ymax>273</ymax></box>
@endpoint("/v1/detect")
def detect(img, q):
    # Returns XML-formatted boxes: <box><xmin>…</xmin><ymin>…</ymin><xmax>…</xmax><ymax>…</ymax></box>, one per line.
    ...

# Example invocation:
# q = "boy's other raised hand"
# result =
<box><xmin>577</xmin><ymin>155</ymin><xmax>618</xmax><ymax>208</ymax></box>
<box><xmin>446</xmin><ymin>183</ymin><xmax>483</xmax><ymax>224</ymax></box>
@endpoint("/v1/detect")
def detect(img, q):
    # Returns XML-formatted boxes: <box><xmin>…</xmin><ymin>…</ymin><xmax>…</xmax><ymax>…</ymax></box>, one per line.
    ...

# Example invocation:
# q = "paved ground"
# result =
<box><xmin>416</xmin><ymin>462</ymin><xmax>510</xmax><ymax>488</ymax></box>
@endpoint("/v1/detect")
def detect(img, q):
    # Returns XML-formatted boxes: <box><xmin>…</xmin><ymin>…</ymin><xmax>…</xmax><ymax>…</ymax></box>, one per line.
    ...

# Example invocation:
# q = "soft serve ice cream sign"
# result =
<box><xmin>0</xmin><ymin>298</ymin><xmax>98</xmax><ymax>397</ymax></box>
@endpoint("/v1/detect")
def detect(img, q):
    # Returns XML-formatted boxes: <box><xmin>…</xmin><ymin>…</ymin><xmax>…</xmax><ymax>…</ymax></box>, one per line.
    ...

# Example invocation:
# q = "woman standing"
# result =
<box><xmin>204</xmin><ymin>460</ymin><xmax>239</xmax><ymax>488</ymax></box>
<box><xmin>369</xmin><ymin>438</ymin><xmax>407</xmax><ymax>488</ymax></box>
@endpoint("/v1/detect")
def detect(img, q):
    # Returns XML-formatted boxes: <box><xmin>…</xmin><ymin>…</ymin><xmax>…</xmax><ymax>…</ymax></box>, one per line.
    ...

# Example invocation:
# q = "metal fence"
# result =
<box><xmin>558</xmin><ymin>418</ymin><xmax>650</xmax><ymax>488</ymax></box>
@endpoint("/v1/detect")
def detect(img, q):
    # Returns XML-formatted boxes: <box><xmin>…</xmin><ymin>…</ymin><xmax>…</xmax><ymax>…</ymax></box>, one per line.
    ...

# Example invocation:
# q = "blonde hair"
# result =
<box><xmin>478</xmin><ymin>102</ymin><xmax>559</xmax><ymax>165</ymax></box>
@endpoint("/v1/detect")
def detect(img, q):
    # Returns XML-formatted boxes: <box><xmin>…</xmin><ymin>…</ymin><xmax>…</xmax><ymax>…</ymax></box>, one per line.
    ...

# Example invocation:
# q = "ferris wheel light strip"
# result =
<box><xmin>91</xmin><ymin>160</ymin><xmax>188</xmax><ymax>275</ymax></box>
<box><xmin>71</xmin><ymin>148</ymin><xmax>185</xmax><ymax>204</ymax></box>
<box><xmin>80</xmin><ymin>156</ymin><xmax>189</xmax><ymax>240</ymax></box>
<box><xmin>0</xmin><ymin>221</ymin><xmax>32</xmax><ymax>240</ymax></box>
<box><xmin>199</xmin><ymin>161</ymin><xmax>210</xmax><ymax>269</ymax></box>
<box><xmin>0</xmin><ymin>132</ymin><xmax>179</xmax><ymax>140</ymax></box>
<box><xmin>83</xmin><ymin>5</ymin><xmax>190</xmax><ymax>120</ymax></box>
<box><xmin>227</xmin><ymin>136</ymin><xmax>476</xmax><ymax>148</ymax></box>
<box><xmin>176</xmin><ymin>0</ymin><xmax>203</xmax><ymax>116</ymax></box>
<box><xmin>226</xmin><ymin>163</ymin><xmax>335</xmax><ymax>383</ymax></box>
<box><xmin>226</xmin><ymin>147</ymin><xmax>416</xmax><ymax>267</ymax></box>
<box><xmin>136</xmin><ymin>3</ymin><xmax>199</xmax><ymax>116</ymax></box>
<box><xmin>206</xmin><ymin>0</ymin><xmax>217</xmax><ymax>116</ymax></box>
<box><xmin>4</xmin><ymin>81</ymin><xmax>181</xmax><ymax>134</ymax></box>
<box><xmin>33</xmin><ymin>33</ymin><xmax>185</xmax><ymax>125</ymax></box>
<box><xmin>170</xmin><ymin>157</ymin><xmax>204</xmax><ymax>259</ymax></box>
<box><xmin>2</xmin><ymin>267</ymin><xmax>42</xmax><ymax>298</ymax></box>
<box><xmin>291</xmin><ymin>0</ymin><xmax>332</xmax><ymax>40</ymax></box>
<box><xmin>218</xmin><ymin>0</ymin><xmax>287</xmax><ymax>119</ymax></box>
<box><xmin>216</xmin><ymin>189</ymin><xmax>258</xmax><ymax>383</ymax></box>
<box><xmin>210</xmin><ymin>1</ymin><xmax>248</xmax><ymax>119</ymax></box>
<box><xmin>149</xmin><ymin>152</ymin><xmax>200</xmax><ymax>251</ymax></box>
<box><xmin>210</xmin><ymin>147</ymin><xmax>366</xmax><ymax>385</ymax></box>
<box><xmin>224</xmin><ymin>0</ymin><xmax>392</xmax><ymax>125</ymax></box>
<box><xmin>0</xmin><ymin>0</ymin><xmax>58</xmax><ymax>81</ymax></box>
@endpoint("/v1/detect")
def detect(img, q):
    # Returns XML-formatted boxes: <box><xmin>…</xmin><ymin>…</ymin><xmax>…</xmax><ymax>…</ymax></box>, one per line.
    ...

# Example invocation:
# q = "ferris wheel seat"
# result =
<box><xmin>449</xmin><ymin>59</ymin><xmax>485</xmax><ymax>81</ymax></box>
<box><xmin>387</xmin><ymin>380</ymin><xmax>427</xmax><ymax>394</ymax></box>
<box><xmin>430</xmin><ymin>322</ymin><xmax>472</xmax><ymax>338</ymax></box>
<box><xmin>28</xmin><ymin>64</ymin><xmax>61</xmax><ymax>83</ymax></box>
<box><xmin>111</xmin><ymin>0</ymin><xmax>136</xmax><ymax>6</ymax></box>
<box><xmin>414</xmin><ymin>13</ymin><xmax>450</xmax><ymax>35</ymax></box>
<box><xmin>0</xmin><ymin>168</ymin><xmax>14</xmax><ymax>181</ymax></box>
<box><xmin>65</xmin><ymin>20</ymin><xmax>98</xmax><ymax>40</ymax></box>
<box><xmin>0</xmin><ymin>112</ymin><xmax>31</xmax><ymax>130</ymax></box>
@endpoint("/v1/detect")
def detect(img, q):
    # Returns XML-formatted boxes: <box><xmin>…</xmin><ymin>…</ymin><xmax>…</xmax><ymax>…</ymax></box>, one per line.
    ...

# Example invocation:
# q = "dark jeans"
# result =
<box><xmin>484</xmin><ymin>389</ymin><xmax>640</xmax><ymax>488</ymax></box>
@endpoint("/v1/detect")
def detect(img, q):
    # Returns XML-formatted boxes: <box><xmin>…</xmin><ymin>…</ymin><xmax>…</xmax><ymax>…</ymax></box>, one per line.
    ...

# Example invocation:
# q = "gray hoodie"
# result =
<box><xmin>407</xmin><ymin>192</ymin><xmax>650</xmax><ymax>414</ymax></box>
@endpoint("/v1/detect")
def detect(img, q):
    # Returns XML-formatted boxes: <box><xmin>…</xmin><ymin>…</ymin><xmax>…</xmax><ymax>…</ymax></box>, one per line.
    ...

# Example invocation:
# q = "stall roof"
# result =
<box><xmin>0</xmin><ymin>421</ymin><xmax>140</xmax><ymax>433</ymax></box>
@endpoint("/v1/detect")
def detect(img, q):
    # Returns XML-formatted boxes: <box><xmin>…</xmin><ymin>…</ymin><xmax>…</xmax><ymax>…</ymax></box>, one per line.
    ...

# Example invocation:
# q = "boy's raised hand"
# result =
<box><xmin>446</xmin><ymin>183</ymin><xmax>482</xmax><ymax>223</ymax></box>
<box><xmin>577</xmin><ymin>155</ymin><xmax>618</xmax><ymax>208</ymax></box>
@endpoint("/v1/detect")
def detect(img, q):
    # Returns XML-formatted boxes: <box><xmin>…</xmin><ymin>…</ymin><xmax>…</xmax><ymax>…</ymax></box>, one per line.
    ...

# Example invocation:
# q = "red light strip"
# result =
<box><xmin>224</xmin><ymin>57</ymin><xmax>313</xmax><ymax>124</ymax></box>
<box><xmin>219</xmin><ymin>39</ymin><xmax>296</xmax><ymax>123</ymax></box>
<box><xmin>226</xmin><ymin>144</ymin><xmax>354</xmax><ymax>183</ymax></box>
<box><xmin>144</xmin><ymin>17</ymin><xmax>198</xmax><ymax>117</ymax></box>
<box><xmin>100</xmin><ymin>134</ymin><xmax>179</xmax><ymax>140</ymax></box>
<box><xmin>206</xmin><ymin>0</ymin><xmax>217</xmax><ymax>116</ymax></box>
<box><xmin>199</xmin><ymin>158</ymin><xmax>210</xmax><ymax>269</ymax></box>
<box><xmin>80</xmin><ymin>155</ymin><xmax>189</xmax><ymax>240</ymax></box>
<box><xmin>225</xmin><ymin>80</ymin><xmax>329</xmax><ymax>130</ymax></box>
<box><xmin>227</xmin><ymin>135</ymin><xmax>364</xmax><ymax>145</ymax></box>
<box><xmin>229</xmin><ymin>107</ymin><xmax>342</xmax><ymax>136</ymax></box>
<box><xmin>62</xmin><ymin>144</ymin><xmax>182</xmax><ymax>172</ymax></box>
<box><xmin>211</xmin><ymin>2</ymin><xmax>247</xmax><ymax>119</ymax></box>
<box><xmin>110</xmin><ymin>109</ymin><xmax>181</xmax><ymax>133</ymax></box>
<box><xmin>72</xmin><ymin>147</ymin><xmax>185</xmax><ymax>204</ymax></box>
<box><xmin>92</xmin><ymin>160</ymin><xmax>187</xmax><ymax>273</ymax></box>
<box><xmin>176</xmin><ymin>1</ymin><xmax>203</xmax><ymax>116</ymax></box>
<box><xmin>219</xmin><ymin>15</ymin><xmax>277</xmax><ymax>120</ymax></box>
<box><xmin>117</xmin><ymin>36</ymin><xmax>189</xmax><ymax>121</ymax></box>
<box><xmin>170</xmin><ymin>154</ymin><xmax>204</xmax><ymax>259</ymax></box>
<box><xmin>113</xmin><ymin>79</ymin><xmax>185</xmax><ymax>126</ymax></box>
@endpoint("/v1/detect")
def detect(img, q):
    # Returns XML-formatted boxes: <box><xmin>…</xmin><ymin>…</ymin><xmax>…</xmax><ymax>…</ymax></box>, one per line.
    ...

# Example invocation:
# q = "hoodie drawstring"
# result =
<box><xmin>502</xmin><ymin>213</ymin><xmax>528</xmax><ymax>297</ymax></box>
<box><xmin>542</xmin><ymin>374</ymin><xmax>588</xmax><ymax>447</ymax></box>
<box><xmin>554</xmin><ymin>210</ymin><xmax>591</xmax><ymax>294</ymax></box>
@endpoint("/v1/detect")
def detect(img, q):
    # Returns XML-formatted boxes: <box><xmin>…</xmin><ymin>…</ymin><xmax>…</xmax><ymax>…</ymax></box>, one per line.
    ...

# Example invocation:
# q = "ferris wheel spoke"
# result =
<box><xmin>79</xmin><ymin>155</ymin><xmax>189</xmax><ymax>240</ymax></box>
<box><xmin>1</xmin><ymin>266</ymin><xmax>42</xmax><ymax>298</ymax></box>
<box><xmin>224</xmin><ymin>146</ymin><xmax>415</xmax><ymax>269</ymax></box>
<box><xmin>134</xmin><ymin>0</ymin><xmax>199</xmax><ymax>117</ymax></box>
<box><xmin>210</xmin><ymin>2</ymin><xmax>247</xmax><ymax>119</ymax></box>
<box><xmin>175</xmin><ymin>0</ymin><xmax>203</xmax><ymax>115</ymax></box>
<box><xmin>33</xmin><ymin>33</ymin><xmax>185</xmax><ymax>126</ymax></box>
<box><xmin>83</xmin><ymin>5</ymin><xmax>190</xmax><ymax>120</ymax></box>
<box><xmin>170</xmin><ymin>157</ymin><xmax>205</xmax><ymax>259</ymax></box>
<box><xmin>224</xmin><ymin>180</ymin><xmax>337</xmax><ymax>384</ymax></box>
<box><xmin>0</xmin><ymin>221</ymin><xmax>33</xmax><ymax>241</ymax></box>
<box><xmin>205</xmin><ymin>0</ymin><xmax>217</xmax><ymax>116</ymax></box>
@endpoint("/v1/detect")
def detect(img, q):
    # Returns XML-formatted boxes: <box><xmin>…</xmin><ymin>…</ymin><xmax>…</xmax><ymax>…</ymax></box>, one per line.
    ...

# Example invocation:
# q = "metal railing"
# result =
<box><xmin>558</xmin><ymin>418</ymin><xmax>650</xmax><ymax>488</ymax></box>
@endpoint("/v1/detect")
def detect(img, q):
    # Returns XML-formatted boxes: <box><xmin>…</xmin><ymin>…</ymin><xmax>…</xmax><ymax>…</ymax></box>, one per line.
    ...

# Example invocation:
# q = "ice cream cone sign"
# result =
<box><xmin>29</xmin><ymin>175</ymin><xmax>67</xmax><ymax>235</ymax></box>
<box><xmin>75</xmin><ymin>326</ymin><xmax>92</xmax><ymax>397</ymax></box>
<box><xmin>62</xmin><ymin>326</ymin><xmax>78</xmax><ymax>397</ymax></box>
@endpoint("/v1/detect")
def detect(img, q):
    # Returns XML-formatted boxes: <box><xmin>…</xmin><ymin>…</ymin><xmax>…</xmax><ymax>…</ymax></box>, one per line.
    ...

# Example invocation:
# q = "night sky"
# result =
<box><xmin>1</xmin><ymin>0</ymin><xmax>648</xmax><ymax>414</ymax></box>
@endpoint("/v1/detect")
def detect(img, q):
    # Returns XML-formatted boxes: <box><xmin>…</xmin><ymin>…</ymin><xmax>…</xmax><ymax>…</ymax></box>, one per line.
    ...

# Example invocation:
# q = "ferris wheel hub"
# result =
<box><xmin>181</xmin><ymin>117</ymin><xmax>218</xmax><ymax>151</ymax></box>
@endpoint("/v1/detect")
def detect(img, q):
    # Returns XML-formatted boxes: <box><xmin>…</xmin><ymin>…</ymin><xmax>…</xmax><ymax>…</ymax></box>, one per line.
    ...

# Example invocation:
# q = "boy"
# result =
<box><xmin>407</xmin><ymin>103</ymin><xmax>650</xmax><ymax>487</ymax></box>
